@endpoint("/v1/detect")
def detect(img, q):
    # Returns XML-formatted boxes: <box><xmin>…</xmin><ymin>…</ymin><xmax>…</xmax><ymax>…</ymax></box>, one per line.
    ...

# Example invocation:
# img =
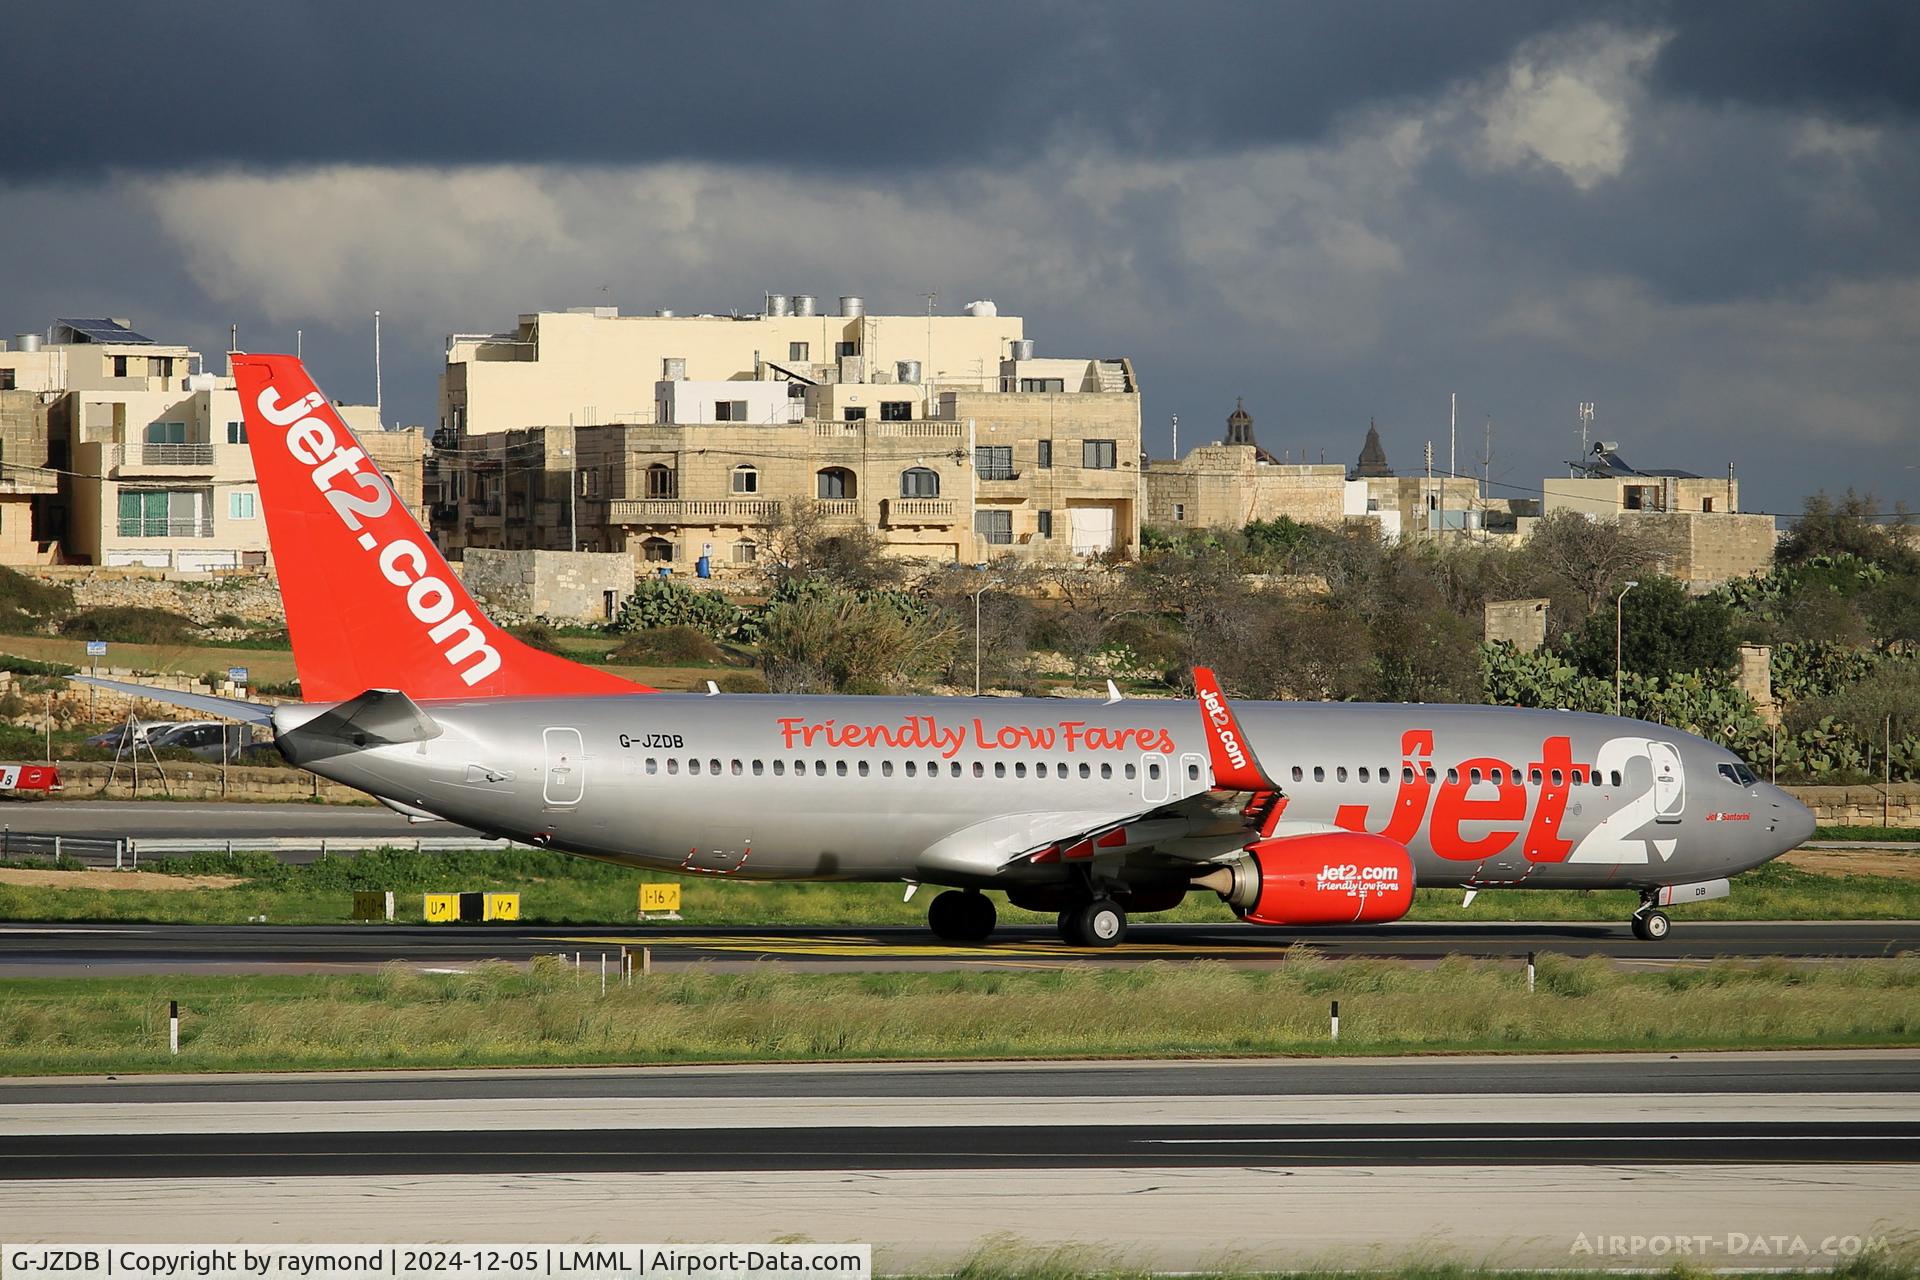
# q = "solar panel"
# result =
<box><xmin>54</xmin><ymin>318</ymin><xmax>156</xmax><ymax>345</ymax></box>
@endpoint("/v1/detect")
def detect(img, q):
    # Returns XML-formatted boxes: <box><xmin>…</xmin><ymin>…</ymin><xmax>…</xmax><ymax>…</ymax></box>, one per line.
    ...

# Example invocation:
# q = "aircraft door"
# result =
<box><xmin>1648</xmin><ymin>740</ymin><xmax>1684</xmax><ymax>822</ymax></box>
<box><xmin>543</xmin><ymin>727</ymin><xmax>585</xmax><ymax>807</ymax></box>
<box><xmin>1179</xmin><ymin>752</ymin><xmax>1207</xmax><ymax>797</ymax></box>
<box><xmin>1141</xmin><ymin>752</ymin><xmax>1170</xmax><ymax>803</ymax></box>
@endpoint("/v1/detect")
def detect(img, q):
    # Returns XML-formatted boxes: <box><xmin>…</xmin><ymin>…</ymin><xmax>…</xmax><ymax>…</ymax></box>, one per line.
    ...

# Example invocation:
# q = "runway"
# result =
<box><xmin>0</xmin><ymin>919</ymin><xmax>1914</xmax><ymax>974</ymax></box>
<box><xmin>2</xmin><ymin>1053</ymin><xmax>1914</xmax><ymax>1270</ymax></box>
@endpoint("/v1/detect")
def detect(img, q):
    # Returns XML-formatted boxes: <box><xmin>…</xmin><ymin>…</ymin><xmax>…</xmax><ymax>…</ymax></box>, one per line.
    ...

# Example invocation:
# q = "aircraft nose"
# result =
<box><xmin>1771</xmin><ymin>790</ymin><xmax>1816</xmax><ymax>852</ymax></box>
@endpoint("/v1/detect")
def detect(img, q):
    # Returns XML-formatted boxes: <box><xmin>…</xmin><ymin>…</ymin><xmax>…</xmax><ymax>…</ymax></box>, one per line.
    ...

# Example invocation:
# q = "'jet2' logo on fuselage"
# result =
<box><xmin>1199</xmin><ymin>688</ymin><xmax>1249</xmax><ymax>770</ymax></box>
<box><xmin>255</xmin><ymin>385</ymin><xmax>501</xmax><ymax>687</ymax></box>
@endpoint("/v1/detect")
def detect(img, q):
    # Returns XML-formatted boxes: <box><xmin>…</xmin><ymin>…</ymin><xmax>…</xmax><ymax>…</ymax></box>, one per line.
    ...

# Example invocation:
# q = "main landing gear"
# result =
<box><xmin>1056</xmin><ymin>898</ymin><xmax>1127</xmax><ymax>948</ymax></box>
<box><xmin>927</xmin><ymin>889</ymin><xmax>997</xmax><ymax>943</ymax></box>
<box><xmin>1631</xmin><ymin>893</ymin><xmax>1672</xmax><ymax>942</ymax></box>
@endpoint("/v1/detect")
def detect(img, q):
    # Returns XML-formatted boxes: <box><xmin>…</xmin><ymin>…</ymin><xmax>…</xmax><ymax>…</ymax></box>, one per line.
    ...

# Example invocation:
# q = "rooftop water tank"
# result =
<box><xmin>965</xmin><ymin>300</ymin><xmax>998</xmax><ymax>317</ymax></box>
<box><xmin>655</xmin><ymin>309</ymin><xmax>676</xmax><ymax>318</ymax></box>
<box><xmin>765</xmin><ymin>294</ymin><xmax>791</xmax><ymax>318</ymax></box>
<box><xmin>896</xmin><ymin>360</ymin><xmax>922</xmax><ymax>384</ymax></box>
<box><xmin>1011</xmin><ymin>339</ymin><xmax>1035</xmax><ymax>360</ymax></box>
<box><xmin>793</xmin><ymin>294</ymin><xmax>816</xmax><ymax>317</ymax></box>
<box><xmin>14</xmin><ymin>333</ymin><xmax>41</xmax><ymax>353</ymax></box>
<box><xmin>840</xmin><ymin>295</ymin><xmax>865</xmax><ymax>318</ymax></box>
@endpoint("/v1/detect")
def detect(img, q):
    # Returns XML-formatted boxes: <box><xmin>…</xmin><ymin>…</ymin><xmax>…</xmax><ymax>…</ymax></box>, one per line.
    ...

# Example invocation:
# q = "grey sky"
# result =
<box><xmin>3</xmin><ymin>1</ymin><xmax>1915</xmax><ymax>518</ymax></box>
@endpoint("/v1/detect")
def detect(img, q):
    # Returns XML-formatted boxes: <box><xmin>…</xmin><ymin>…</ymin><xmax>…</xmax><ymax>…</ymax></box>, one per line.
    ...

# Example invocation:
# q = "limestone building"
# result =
<box><xmin>0</xmin><ymin>318</ymin><xmax>423</xmax><ymax>570</ymax></box>
<box><xmin>437</xmin><ymin>299</ymin><xmax>1141</xmax><ymax>573</ymax></box>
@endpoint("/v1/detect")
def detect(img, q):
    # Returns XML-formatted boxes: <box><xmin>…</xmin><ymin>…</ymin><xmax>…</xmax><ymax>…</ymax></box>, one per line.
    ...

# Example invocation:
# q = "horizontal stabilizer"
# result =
<box><xmin>282</xmin><ymin>688</ymin><xmax>443</xmax><ymax>747</ymax></box>
<box><xmin>68</xmin><ymin>676</ymin><xmax>275</xmax><ymax>726</ymax></box>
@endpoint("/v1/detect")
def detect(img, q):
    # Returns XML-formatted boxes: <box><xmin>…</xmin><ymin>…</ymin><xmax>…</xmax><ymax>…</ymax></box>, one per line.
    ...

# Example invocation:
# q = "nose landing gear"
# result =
<box><xmin>1631</xmin><ymin>893</ymin><xmax>1672</xmax><ymax>941</ymax></box>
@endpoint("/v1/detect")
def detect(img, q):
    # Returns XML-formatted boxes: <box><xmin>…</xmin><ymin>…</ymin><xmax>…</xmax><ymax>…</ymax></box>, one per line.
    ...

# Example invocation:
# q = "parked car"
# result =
<box><xmin>82</xmin><ymin>720</ymin><xmax>183</xmax><ymax>753</ymax></box>
<box><xmin>143</xmin><ymin>721</ymin><xmax>257</xmax><ymax>763</ymax></box>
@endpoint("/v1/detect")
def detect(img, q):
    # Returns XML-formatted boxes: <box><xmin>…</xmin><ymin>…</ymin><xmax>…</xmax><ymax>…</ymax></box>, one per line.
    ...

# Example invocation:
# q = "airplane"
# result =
<box><xmin>79</xmin><ymin>353</ymin><xmax>1816</xmax><ymax>947</ymax></box>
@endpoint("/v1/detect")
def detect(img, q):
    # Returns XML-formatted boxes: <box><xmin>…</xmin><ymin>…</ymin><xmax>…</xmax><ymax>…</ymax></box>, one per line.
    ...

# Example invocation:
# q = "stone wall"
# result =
<box><xmin>22</xmin><ymin>566</ymin><xmax>287</xmax><ymax>626</ymax></box>
<box><xmin>1484</xmin><ymin>598</ymin><xmax>1550</xmax><ymax>650</ymax></box>
<box><xmin>1780</xmin><ymin>783</ymin><xmax>1920</xmax><ymax>828</ymax></box>
<box><xmin>5</xmin><ymin>761</ymin><xmax>368</xmax><ymax>803</ymax></box>
<box><xmin>460</xmin><ymin>548</ymin><xmax>635</xmax><ymax>622</ymax></box>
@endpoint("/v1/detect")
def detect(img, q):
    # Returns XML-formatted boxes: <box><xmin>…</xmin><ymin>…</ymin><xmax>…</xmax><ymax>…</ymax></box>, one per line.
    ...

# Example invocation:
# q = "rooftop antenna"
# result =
<box><xmin>373</xmin><ymin>309</ymin><xmax>383</xmax><ymax>428</ymax></box>
<box><xmin>1170</xmin><ymin>414</ymin><xmax>1179</xmax><ymax>460</ymax></box>
<box><xmin>1577</xmin><ymin>402</ymin><xmax>1595</xmax><ymax>455</ymax></box>
<box><xmin>1481</xmin><ymin>415</ymin><xmax>1494</xmax><ymax>495</ymax></box>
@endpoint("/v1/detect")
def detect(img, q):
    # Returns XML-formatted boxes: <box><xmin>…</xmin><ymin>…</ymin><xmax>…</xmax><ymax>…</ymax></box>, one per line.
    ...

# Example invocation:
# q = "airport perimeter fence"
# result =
<box><xmin>0</xmin><ymin>830</ymin><xmax>531</xmax><ymax>869</ymax></box>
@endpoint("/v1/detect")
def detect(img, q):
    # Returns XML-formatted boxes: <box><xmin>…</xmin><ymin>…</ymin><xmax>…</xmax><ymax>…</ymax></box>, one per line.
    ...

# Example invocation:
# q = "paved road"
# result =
<box><xmin>2</xmin><ymin>1054</ymin><xmax>1914</xmax><ymax>1269</ymax></box>
<box><xmin>0</xmin><ymin>919</ymin><xmax>1913</xmax><ymax>974</ymax></box>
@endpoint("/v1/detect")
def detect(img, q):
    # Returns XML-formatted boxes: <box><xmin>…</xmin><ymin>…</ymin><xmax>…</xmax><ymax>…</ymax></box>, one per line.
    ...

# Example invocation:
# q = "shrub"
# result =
<box><xmin>613</xmin><ymin>578</ymin><xmax>746</xmax><ymax>640</ymax></box>
<box><xmin>0</xmin><ymin>566</ymin><xmax>71</xmax><ymax>634</ymax></box>
<box><xmin>509</xmin><ymin>622</ymin><xmax>567</xmax><ymax>654</ymax></box>
<box><xmin>58</xmin><ymin>606</ymin><xmax>198</xmax><ymax>645</ymax></box>
<box><xmin>610</xmin><ymin>625</ymin><xmax>724</xmax><ymax>666</ymax></box>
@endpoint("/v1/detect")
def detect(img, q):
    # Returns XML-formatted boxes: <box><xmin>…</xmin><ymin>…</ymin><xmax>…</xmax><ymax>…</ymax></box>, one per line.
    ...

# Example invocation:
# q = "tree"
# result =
<box><xmin>758</xmin><ymin>500</ymin><xmax>906</xmax><ymax>591</ymax></box>
<box><xmin>1563</xmin><ymin>575</ymin><xmax>1736</xmax><ymax>682</ymax></box>
<box><xmin>1778</xmin><ymin>490</ymin><xmax>1917</xmax><ymax>571</ymax></box>
<box><xmin>1523</xmin><ymin>509</ymin><xmax>1659</xmax><ymax>621</ymax></box>
<box><xmin>759</xmin><ymin>587</ymin><xmax>956</xmax><ymax>694</ymax></box>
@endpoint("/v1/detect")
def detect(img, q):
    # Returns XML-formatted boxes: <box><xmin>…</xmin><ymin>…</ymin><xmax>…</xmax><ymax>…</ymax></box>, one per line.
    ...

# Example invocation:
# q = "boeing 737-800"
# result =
<box><xmin>81</xmin><ymin>354</ymin><xmax>1815</xmax><ymax>947</ymax></box>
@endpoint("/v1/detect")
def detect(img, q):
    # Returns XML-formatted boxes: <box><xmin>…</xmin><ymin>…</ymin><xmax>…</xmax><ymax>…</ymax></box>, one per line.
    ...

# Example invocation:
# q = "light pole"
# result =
<box><xmin>1614</xmin><ymin>579</ymin><xmax>1639</xmax><ymax>716</ymax></box>
<box><xmin>970</xmin><ymin>565</ymin><xmax>997</xmax><ymax>697</ymax></box>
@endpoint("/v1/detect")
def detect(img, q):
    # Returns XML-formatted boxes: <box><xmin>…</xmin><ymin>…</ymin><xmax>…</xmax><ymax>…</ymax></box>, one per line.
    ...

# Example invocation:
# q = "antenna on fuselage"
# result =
<box><xmin>1105</xmin><ymin>680</ymin><xmax>1123</xmax><ymax>705</ymax></box>
<box><xmin>705</xmin><ymin>680</ymin><xmax>720</xmax><ymax>696</ymax></box>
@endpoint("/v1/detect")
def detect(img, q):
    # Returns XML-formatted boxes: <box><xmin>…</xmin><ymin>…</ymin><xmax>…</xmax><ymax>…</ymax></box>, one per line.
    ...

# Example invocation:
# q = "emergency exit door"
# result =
<box><xmin>543</xmin><ymin>727</ymin><xmax>585</xmax><ymax>807</ymax></box>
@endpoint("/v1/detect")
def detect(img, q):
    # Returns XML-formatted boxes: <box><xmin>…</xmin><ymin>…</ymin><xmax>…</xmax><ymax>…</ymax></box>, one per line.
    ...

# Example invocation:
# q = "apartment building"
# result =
<box><xmin>437</xmin><ymin>299</ymin><xmax>1141</xmax><ymax>573</ymax></box>
<box><xmin>1540</xmin><ymin>442</ymin><xmax>1772</xmax><ymax>588</ymax></box>
<box><xmin>440</xmin><ymin>296</ymin><xmax>1023</xmax><ymax>436</ymax></box>
<box><xmin>0</xmin><ymin>319</ymin><xmax>423</xmax><ymax>570</ymax></box>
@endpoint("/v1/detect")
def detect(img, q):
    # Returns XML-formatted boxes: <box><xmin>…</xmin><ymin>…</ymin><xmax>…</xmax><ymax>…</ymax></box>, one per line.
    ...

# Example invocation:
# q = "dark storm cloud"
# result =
<box><xmin>0</xmin><ymin>0</ymin><xmax>1584</xmax><ymax>175</ymax></box>
<box><xmin>1651</xmin><ymin>0</ymin><xmax>1920</xmax><ymax>121</ymax></box>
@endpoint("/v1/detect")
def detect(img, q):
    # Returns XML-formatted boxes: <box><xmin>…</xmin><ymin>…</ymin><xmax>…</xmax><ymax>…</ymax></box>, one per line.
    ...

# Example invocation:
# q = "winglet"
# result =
<box><xmin>1192</xmin><ymin>666</ymin><xmax>1275</xmax><ymax>792</ymax></box>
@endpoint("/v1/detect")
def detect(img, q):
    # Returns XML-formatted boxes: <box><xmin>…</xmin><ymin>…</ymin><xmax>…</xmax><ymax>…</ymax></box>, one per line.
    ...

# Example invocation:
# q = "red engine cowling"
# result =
<box><xmin>1197</xmin><ymin>831</ymin><xmax>1416</xmax><ymax>926</ymax></box>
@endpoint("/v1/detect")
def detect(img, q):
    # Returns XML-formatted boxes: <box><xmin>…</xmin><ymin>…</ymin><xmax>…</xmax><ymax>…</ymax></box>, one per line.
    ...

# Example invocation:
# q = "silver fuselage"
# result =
<box><xmin>275</xmin><ymin>692</ymin><xmax>1814</xmax><ymax>896</ymax></box>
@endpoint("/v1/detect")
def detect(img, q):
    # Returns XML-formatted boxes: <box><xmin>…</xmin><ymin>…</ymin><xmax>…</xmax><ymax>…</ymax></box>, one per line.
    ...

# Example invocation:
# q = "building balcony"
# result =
<box><xmin>882</xmin><ymin>497</ymin><xmax>959</xmax><ymax>527</ymax></box>
<box><xmin>606</xmin><ymin>498</ymin><xmax>783</xmax><ymax>526</ymax></box>
<box><xmin>113</xmin><ymin>442</ymin><xmax>221</xmax><ymax>475</ymax></box>
<box><xmin>814</xmin><ymin>498</ymin><xmax>859</xmax><ymax>519</ymax></box>
<box><xmin>115</xmin><ymin>517</ymin><xmax>214</xmax><ymax>539</ymax></box>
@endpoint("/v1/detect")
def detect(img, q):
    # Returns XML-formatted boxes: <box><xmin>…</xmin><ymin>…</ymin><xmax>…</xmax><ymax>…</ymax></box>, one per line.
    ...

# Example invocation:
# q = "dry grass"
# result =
<box><xmin>2</xmin><ymin>955</ymin><xmax>1915</xmax><ymax>1075</ymax></box>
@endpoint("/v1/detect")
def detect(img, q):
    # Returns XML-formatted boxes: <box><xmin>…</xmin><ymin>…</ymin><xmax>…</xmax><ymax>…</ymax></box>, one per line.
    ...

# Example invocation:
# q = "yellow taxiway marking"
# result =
<box><xmin>535</xmin><ymin>933</ymin><xmax>1205</xmax><ymax>959</ymax></box>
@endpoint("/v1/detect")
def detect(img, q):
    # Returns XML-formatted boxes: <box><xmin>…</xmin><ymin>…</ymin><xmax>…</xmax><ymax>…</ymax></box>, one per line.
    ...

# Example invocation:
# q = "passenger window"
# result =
<box><xmin>1403</xmin><ymin>767</ymin><xmax>1415</xmax><ymax>782</ymax></box>
<box><xmin>1292</xmin><ymin>766</ymin><xmax>1304</xmax><ymax>782</ymax></box>
<box><xmin>1336</xmin><ymin>767</ymin><xmax>1348</xmax><ymax>783</ymax></box>
<box><xmin>1571</xmin><ymin>770</ymin><xmax>1583</xmax><ymax>786</ymax></box>
<box><xmin>973</xmin><ymin>762</ymin><xmax>984</xmax><ymax>777</ymax></box>
<box><xmin>1469</xmin><ymin>768</ymin><xmax>1482</xmax><ymax>784</ymax></box>
<box><xmin>773</xmin><ymin>760</ymin><xmax>785</xmax><ymax>776</ymax></box>
<box><xmin>1490</xmin><ymin>768</ymin><xmax>1503</xmax><ymax>784</ymax></box>
<box><xmin>752</xmin><ymin>760</ymin><xmax>763</xmax><ymax>776</ymax></box>
<box><xmin>645</xmin><ymin>758</ymin><xmax>658</xmax><ymax>774</ymax></box>
<box><xmin>1058</xmin><ymin>762</ymin><xmax>1068</xmax><ymax>776</ymax></box>
<box><xmin>1148</xmin><ymin>762</ymin><xmax>1162</xmax><ymax>780</ymax></box>
<box><xmin>1424</xmin><ymin>767</ymin><xmax>1437</xmax><ymax>783</ymax></box>
<box><xmin>881</xmin><ymin>761</ymin><xmax>893</xmax><ymax>777</ymax></box>
<box><xmin>1187</xmin><ymin>763</ymin><xmax>1200</xmax><ymax>781</ymax></box>
<box><xmin>1614</xmin><ymin>770</ymin><xmax>1625</xmax><ymax>786</ymax></box>
<box><xmin>710</xmin><ymin>759</ymin><xmax>721</xmax><ymax>774</ymax></box>
<box><xmin>1079</xmin><ymin>763</ymin><xmax>1091</xmax><ymax>779</ymax></box>
<box><xmin>816</xmin><ymin>759</ymin><xmax>826</xmax><ymax>774</ymax></box>
<box><xmin>731</xmin><ymin>760</ymin><xmax>743</xmax><ymax>776</ymax></box>
<box><xmin>905</xmin><ymin>761</ymin><xmax>916</xmax><ymax>777</ymax></box>
<box><xmin>836</xmin><ymin>761</ymin><xmax>849</xmax><ymax>776</ymax></box>
<box><xmin>1358</xmin><ymin>767</ymin><xmax>1370</xmax><ymax>783</ymax></box>
<box><xmin>1313</xmin><ymin>767</ymin><xmax>1325</xmax><ymax>782</ymax></box>
<box><xmin>1446</xmin><ymin>768</ymin><xmax>1459</xmax><ymax>784</ymax></box>
<box><xmin>1035</xmin><ymin>762</ymin><xmax>1047</xmax><ymax>778</ymax></box>
<box><xmin>1381</xmin><ymin>768</ymin><xmax>1392</xmax><ymax>784</ymax></box>
<box><xmin>1530</xmin><ymin>768</ymin><xmax>1542</xmax><ymax>784</ymax></box>
<box><xmin>1100</xmin><ymin>763</ymin><xmax>1113</xmax><ymax>779</ymax></box>
<box><xmin>1551</xmin><ymin>769</ymin><xmax>1564</xmax><ymax>785</ymax></box>
<box><xmin>1125</xmin><ymin>764</ymin><xmax>1137</xmax><ymax>780</ymax></box>
<box><xmin>994</xmin><ymin>762</ymin><xmax>1007</xmax><ymax>778</ymax></box>
<box><xmin>667</xmin><ymin>759</ymin><xmax>680</xmax><ymax>775</ymax></box>
<box><xmin>950</xmin><ymin>761</ymin><xmax>961</xmax><ymax>777</ymax></box>
<box><xmin>1015</xmin><ymin>762</ymin><xmax>1027</xmax><ymax>778</ymax></box>
<box><xmin>857</xmin><ymin>761</ymin><xmax>869</xmax><ymax>777</ymax></box>
<box><xmin>690</xmin><ymin>759</ymin><xmax>702</xmax><ymax>776</ymax></box>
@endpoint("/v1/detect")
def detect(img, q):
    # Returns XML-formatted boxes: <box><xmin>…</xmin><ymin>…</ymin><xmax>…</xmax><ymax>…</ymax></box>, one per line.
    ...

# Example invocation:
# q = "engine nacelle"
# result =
<box><xmin>1194</xmin><ymin>831</ymin><xmax>1416</xmax><ymax>926</ymax></box>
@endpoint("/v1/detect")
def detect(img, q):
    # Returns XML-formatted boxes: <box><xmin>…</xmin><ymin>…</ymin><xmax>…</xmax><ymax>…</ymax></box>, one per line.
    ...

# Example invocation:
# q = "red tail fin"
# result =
<box><xmin>231</xmin><ymin>353</ymin><xmax>651</xmax><ymax>702</ymax></box>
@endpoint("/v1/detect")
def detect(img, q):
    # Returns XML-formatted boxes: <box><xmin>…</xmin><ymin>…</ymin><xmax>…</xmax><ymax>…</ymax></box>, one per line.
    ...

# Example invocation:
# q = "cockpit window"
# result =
<box><xmin>1719</xmin><ymin>761</ymin><xmax>1758</xmax><ymax>786</ymax></box>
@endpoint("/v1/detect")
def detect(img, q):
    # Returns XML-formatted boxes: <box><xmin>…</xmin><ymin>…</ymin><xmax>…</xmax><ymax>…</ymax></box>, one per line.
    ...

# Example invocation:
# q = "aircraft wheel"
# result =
<box><xmin>1068</xmin><ymin>898</ymin><xmax>1127</xmax><ymax>948</ymax></box>
<box><xmin>1054</xmin><ymin>911</ymin><xmax>1075</xmax><ymax>942</ymax></box>
<box><xmin>929</xmin><ymin>890</ymin><xmax>995</xmax><ymax>943</ymax></box>
<box><xmin>1639</xmin><ymin>909</ymin><xmax>1671</xmax><ymax>941</ymax></box>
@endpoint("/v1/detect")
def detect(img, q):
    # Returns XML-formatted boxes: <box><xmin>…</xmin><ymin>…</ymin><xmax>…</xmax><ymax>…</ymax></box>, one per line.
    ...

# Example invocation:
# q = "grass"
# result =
<box><xmin>0</xmin><ymin>847</ymin><xmax>1916</xmax><ymax>926</ymax></box>
<box><xmin>0</xmin><ymin>633</ymin><xmax>730</xmax><ymax>692</ymax></box>
<box><xmin>1819</xmin><ymin>825</ymin><xmax>1920</xmax><ymax>842</ymax></box>
<box><xmin>2</xmin><ymin>954</ymin><xmax>1917</xmax><ymax>1075</ymax></box>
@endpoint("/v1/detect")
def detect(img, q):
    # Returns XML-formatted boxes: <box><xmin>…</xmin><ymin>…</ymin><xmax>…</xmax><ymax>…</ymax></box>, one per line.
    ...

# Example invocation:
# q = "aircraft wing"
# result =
<box><xmin>998</xmin><ymin>666</ymin><xmax>1292</xmax><ymax>871</ymax></box>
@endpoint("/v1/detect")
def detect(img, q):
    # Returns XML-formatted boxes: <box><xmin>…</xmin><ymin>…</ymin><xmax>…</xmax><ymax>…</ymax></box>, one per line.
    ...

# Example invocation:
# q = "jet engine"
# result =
<box><xmin>1193</xmin><ymin>831</ymin><xmax>1415</xmax><ymax>926</ymax></box>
